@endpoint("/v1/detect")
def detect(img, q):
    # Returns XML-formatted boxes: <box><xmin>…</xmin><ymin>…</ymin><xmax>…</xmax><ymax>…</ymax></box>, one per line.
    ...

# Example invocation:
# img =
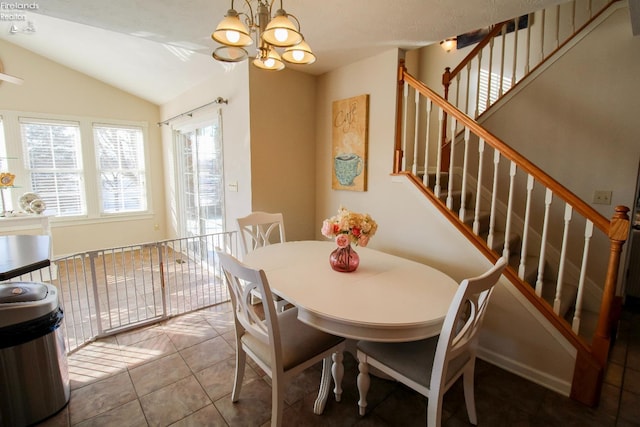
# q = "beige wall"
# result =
<box><xmin>0</xmin><ymin>39</ymin><xmax>164</xmax><ymax>256</ymax></box>
<box><xmin>248</xmin><ymin>67</ymin><xmax>317</xmax><ymax>241</ymax></box>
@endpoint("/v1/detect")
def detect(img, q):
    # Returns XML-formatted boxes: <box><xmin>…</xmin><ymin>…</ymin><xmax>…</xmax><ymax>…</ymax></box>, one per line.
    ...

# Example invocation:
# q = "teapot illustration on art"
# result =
<box><xmin>334</xmin><ymin>153</ymin><xmax>363</xmax><ymax>186</ymax></box>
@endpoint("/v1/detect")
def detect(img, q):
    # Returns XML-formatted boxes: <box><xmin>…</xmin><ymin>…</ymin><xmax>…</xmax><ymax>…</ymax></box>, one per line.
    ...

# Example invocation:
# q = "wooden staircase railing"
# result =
<box><xmin>441</xmin><ymin>0</ymin><xmax>621</xmax><ymax>145</ymax></box>
<box><xmin>394</xmin><ymin>60</ymin><xmax>630</xmax><ymax>406</ymax></box>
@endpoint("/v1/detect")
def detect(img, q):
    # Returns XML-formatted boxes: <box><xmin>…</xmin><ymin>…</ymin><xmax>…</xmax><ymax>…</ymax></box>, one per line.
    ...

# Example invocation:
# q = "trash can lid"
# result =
<box><xmin>0</xmin><ymin>282</ymin><xmax>59</xmax><ymax>328</ymax></box>
<box><xmin>0</xmin><ymin>282</ymin><xmax>49</xmax><ymax>303</ymax></box>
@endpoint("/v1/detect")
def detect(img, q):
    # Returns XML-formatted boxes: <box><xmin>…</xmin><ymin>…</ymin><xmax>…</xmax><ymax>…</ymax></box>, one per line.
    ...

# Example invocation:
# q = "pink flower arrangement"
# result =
<box><xmin>321</xmin><ymin>207</ymin><xmax>378</xmax><ymax>247</ymax></box>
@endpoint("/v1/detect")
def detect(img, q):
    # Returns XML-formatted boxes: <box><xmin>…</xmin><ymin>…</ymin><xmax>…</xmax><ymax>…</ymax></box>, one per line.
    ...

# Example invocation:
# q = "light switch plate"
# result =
<box><xmin>593</xmin><ymin>190</ymin><xmax>612</xmax><ymax>205</ymax></box>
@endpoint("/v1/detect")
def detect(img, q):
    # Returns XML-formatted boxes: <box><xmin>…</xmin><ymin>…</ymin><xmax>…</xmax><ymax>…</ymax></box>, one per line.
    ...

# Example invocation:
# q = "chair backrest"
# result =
<box><xmin>430</xmin><ymin>257</ymin><xmax>507</xmax><ymax>392</ymax></box>
<box><xmin>215</xmin><ymin>248</ymin><xmax>283</xmax><ymax>361</ymax></box>
<box><xmin>237</xmin><ymin>211</ymin><xmax>286</xmax><ymax>255</ymax></box>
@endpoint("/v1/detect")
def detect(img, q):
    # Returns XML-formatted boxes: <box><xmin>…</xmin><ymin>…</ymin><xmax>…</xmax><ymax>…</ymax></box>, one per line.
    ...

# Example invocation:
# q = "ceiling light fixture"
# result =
<box><xmin>440</xmin><ymin>38</ymin><xmax>457</xmax><ymax>53</ymax></box>
<box><xmin>212</xmin><ymin>0</ymin><xmax>316</xmax><ymax>71</ymax></box>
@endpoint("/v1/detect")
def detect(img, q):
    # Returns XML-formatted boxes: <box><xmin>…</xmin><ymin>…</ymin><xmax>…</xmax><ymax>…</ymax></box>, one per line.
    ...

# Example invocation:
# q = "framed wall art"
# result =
<box><xmin>331</xmin><ymin>94</ymin><xmax>369</xmax><ymax>191</ymax></box>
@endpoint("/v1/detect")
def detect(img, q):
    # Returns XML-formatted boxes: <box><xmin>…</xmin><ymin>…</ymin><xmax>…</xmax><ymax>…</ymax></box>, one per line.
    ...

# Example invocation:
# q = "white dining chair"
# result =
<box><xmin>216</xmin><ymin>249</ymin><xmax>346</xmax><ymax>427</ymax></box>
<box><xmin>237</xmin><ymin>211</ymin><xmax>289</xmax><ymax>311</ymax></box>
<box><xmin>356</xmin><ymin>257</ymin><xmax>507</xmax><ymax>427</ymax></box>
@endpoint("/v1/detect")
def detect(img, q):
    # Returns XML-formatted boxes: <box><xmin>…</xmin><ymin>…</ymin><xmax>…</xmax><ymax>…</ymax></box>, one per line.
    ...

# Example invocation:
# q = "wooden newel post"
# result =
<box><xmin>394</xmin><ymin>60</ymin><xmax>406</xmax><ymax>174</ymax></box>
<box><xmin>593</xmin><ymin>205</ymin><xmax>630</xmax><ymax>366</ymax></box>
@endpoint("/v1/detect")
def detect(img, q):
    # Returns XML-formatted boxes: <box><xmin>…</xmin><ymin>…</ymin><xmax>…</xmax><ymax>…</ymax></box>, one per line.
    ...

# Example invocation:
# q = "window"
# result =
<box><xmin>0</xmin><ymin>111</ymin><xmax>150</xmax><ymax>220</ymax></box>
<box><xmin>94</xmin><ymin>124</ymin><xmax>147</xmax><ymax>214</ymax></box>
<box><xmin>477</xmin><ymin>69</ymin><xmax>512</xmax><ymax>116</ymax></box>
<box><xmin>20</xmin><ymin>118</ymin><xmax>85</xmax><ymax>216</ymax></box>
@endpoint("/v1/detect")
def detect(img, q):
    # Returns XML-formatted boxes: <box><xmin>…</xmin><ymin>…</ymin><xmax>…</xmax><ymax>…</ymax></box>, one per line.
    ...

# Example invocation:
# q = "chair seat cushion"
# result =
<box><xmin>243</xmin><ymin>307</ymin><xmax>344</xmax><ymax>371</ymax></box>
<box><xmin>357</xmin><ymin>338</ymin><xmax>470</xmax><ymax>389</ymax></box>
<box><xmin>358</xmin><ymin>338</ymin><xmax>439</xmax><ymax>388</ymax></box>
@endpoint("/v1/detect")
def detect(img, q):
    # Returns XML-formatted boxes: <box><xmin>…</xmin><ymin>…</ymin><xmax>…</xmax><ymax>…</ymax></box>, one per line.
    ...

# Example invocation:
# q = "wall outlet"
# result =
<box><xmin>593</xmin><ymin>190</ymin><xmax>612</xmax><ymax>205</ymax></box>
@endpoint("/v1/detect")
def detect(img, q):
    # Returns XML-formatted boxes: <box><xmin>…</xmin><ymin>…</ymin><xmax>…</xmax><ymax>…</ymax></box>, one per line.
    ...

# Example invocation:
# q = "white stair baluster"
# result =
<box><xmin>554</xmin><ymin>204</ymin><xmax>573</xmax><ymax>315</ymax></box>
<box><xmin>473</xmin><ymin>138</ymin><xmax>485</xmax><ymax>235</ymax></box>
<box><xmin>411</xmin><ymin>89</ymin><xmax>420</xmax><ymax>175</ymax></box>
<box><xmin>487</xmin><ymin>149</ymin><xmax>500</xmax><ymax>250</ymax></box>
<box><xmin>464</xmin><ymin>64</ymin><xmax>471</xmax><ymax>117</ymax></box>
<box><xmin>535</xmin><ymin>189</ymin><xmax>553</xmax><ymax>297</ymax></box>
<box><xmin>422</xmin><ymin>99</ymin><xmax>432</xmax><ymax>187</ymax></box>
<box><xmin>474</xmin><ymin>51</ymin><xmax>482</xmax><ymax>119</ymax></box>
<box><xmin>512</xmin><ymin>17</ymin><xmax>519</xmax><ymax>88</ymax></box>
<box><xmin>446</xmin><ymin>117</ymin><xmax>456</xmax><ymax>209</ymax></box>
<box><xmin>499</xmin><ymin>23</ymin><xmax>506</xmax><ymax>99</ymax></box>
<box><xmin>518</xmin><ymin>175</ymin><xmax>534</xmax><ymax>279</ymax></box>
<box><xmin>502</xmin><ymin>161</ymin><xmax>517</xmax><ymax>262</ymax></box>
<box><xmin>459</xmin><ymin>128</ymin><xmax>470</xmax><ymax>220</ymax></box>
<box><xmin>434</xmin><ymin>108</ymin><xmax>444</xmax><ymax>197</ymax></box>
<box><xmin>525</xmin><ymin>11</ymin><xmax>532</xmax><ymax>74</ymax></box>
<box><xmin>572</xmin><ymin>220</ymin><xmax>594</xmax><ymax>333</ymax></box>
<box><xmin>401</xmin><ymin>84</ymin><xmax>409</xmax><ymax>171</ymax></box>
<box><xmin>486</xmin><ymin>38</ymin><xmax>494</xmax><ymax>111</ymax></box>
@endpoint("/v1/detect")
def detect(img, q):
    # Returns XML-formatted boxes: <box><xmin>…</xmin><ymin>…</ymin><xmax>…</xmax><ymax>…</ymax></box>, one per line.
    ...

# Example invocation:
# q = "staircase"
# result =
<box><xmin>395</xmin><ymin>0</ymin><xmax>631</xmax><ymax>406</ymax></box>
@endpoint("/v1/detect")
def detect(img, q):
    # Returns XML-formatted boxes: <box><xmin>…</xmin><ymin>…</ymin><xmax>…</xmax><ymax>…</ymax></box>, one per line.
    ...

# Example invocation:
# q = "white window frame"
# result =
<box><xmin>93</xmin><ymin>123</ymin><xmax>148</xmax><ymax>215</ymax></box>
<box><xmin>0</xmin><ymin>110</ymin><xmax>152</xmax><ymax>223</ymax></box>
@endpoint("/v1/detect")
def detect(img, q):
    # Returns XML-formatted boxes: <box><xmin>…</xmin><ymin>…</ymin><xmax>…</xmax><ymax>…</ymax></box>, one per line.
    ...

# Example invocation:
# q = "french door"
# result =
<box><xmin>174</xmin><ymin>110</ymin><xmax>225</xmax><ymax>238</ymax></box>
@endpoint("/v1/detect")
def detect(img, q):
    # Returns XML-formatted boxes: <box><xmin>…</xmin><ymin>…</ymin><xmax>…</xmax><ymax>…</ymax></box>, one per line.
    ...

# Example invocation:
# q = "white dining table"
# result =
<box><xmin>242</xmin><ymin>240</ymin><xmax>459</xmax><ymax>343</ymax></box>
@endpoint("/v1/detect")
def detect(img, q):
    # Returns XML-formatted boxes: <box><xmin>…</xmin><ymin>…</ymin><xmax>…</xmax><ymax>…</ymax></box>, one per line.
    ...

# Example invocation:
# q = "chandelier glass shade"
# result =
<box><xmin>211</xmin><ymin>0</ymin><xmax>315</xmax><ymax>70</ymax></box>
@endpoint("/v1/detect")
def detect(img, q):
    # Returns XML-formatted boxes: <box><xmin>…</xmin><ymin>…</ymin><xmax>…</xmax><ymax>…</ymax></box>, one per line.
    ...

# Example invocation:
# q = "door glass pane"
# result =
<box><xmin>177</xmin><ymin>117</ymin><xmax>224</xmax><ymax>237</ymax></box>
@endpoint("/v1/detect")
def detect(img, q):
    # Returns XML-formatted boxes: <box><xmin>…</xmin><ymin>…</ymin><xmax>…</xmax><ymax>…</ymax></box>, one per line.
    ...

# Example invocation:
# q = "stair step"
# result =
<box><xmin>437</xmin><ymin>189</ymin><xmax>471</xmax><ymax>212</ymax></box>
<box><xmin>424</xmin><ymin>171</ymin><xmax>450</xmax><ymax>189</ymax></box>
<box><xmin>540</xmin><ymin>280</ymin><xmax>579</xmax><ymax>318</ymax></box>
<box><xmin>461</xmin><ymin>211</ymin><xmax>490</xmax><ymax>235</ymax></box>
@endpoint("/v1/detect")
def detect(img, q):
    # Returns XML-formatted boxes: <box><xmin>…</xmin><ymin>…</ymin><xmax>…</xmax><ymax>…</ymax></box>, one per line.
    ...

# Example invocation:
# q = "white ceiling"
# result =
<box><xmin>0</xmin><ymin>0</ymin><xmax>566</xmax><ymax>105</ymax></box>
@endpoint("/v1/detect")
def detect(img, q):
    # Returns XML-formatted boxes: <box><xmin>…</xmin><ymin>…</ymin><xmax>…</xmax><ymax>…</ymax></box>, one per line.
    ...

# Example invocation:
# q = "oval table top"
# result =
<box><xmin>242</xmin><ymin>240</ymin><xmax>459</xmax><ymax>342</ymax></box>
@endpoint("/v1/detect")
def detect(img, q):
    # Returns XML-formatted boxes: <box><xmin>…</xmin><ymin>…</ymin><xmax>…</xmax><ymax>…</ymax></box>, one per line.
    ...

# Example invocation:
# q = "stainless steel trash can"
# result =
<box><xmin>0</xmin><ymin>282</ymin><xmax>70</xmax><ymax>427</ymax></box>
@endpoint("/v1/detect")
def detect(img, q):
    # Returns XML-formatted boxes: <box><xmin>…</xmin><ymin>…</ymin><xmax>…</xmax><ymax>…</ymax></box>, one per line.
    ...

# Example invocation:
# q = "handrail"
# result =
<box><xmin>398</xmin><ymin>63</ymin><xmax>610</xmax><ymax>233</ymax></box>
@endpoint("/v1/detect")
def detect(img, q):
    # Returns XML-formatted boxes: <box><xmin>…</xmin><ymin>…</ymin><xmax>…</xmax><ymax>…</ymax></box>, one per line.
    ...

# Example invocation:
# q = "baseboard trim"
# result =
<box><xmin>477</xmin><ymin>346</ymin><xmax>572</xmax><ymax>397</ymax></box>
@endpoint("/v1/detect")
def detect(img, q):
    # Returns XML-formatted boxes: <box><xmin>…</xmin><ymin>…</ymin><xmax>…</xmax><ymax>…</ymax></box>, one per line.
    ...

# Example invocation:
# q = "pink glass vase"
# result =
<box><xmin>329</xmin><ymin>244</ymin><xmax>360</xmax><ymax>272</ymax></box>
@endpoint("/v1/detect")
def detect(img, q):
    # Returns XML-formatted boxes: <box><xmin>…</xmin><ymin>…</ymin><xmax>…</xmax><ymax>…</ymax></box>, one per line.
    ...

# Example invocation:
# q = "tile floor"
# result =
<box><xmin>36</xmin><ymin>300</ymin><xmax>640</xmax><ymax>426</ymax></box>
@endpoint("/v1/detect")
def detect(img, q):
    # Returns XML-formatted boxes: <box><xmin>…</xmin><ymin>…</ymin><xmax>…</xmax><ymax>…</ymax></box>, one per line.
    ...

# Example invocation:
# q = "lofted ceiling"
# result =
<box><xmin>0</xmin><ymin>0</ymin><xmax>566</xmax><ymax>105</ymax></box>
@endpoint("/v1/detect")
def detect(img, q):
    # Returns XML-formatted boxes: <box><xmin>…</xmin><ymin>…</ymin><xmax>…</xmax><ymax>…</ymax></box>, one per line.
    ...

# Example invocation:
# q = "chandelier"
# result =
<box><xmin>211</xmin><ymin>0</ymin><xmax>316</xmax><ymax>71</ymax></box>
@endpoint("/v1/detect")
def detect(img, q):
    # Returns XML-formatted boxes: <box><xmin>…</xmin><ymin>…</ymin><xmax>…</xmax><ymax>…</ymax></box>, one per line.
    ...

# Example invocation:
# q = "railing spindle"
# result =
<box><xmin>535</xmin><ymin>189</ymin><xmax>553</xmax><ymax>297</ymax></box>
<box><xmin>573</xmin><ymin>220</ymin><xmax>594</xmax><ymax>333</ymax></box>
<box><xmin>518</xmin><ymin>175</ymin><xmax>535</xmax><ymax>279</ymax></box>
<box><xmin>446</xmin><ymin>117</ymin><xmax>456</xmax><ymax>209</ymax></box>
<box><xmin>459</xmin><ymin>128</ymin><xmax>470</xmax><ymax>220</ymax></box>
<box><xmin>554</xmin><ymin>204</ymin><xmax>573</xmax><ymax>315</ymax></box>
<box><xmin>503</xmin><ymin>161</ymin><xmax>517</xmax><ymax>262</ymax></box>
<box><xmin>473</xmin><ymin>138</ymin><xmax>485</xmax><ymax>235</ymax></box>
<box><xmin>402</xmin><ymin>85</ymin><xmax>409</xmax><ymax>171</ymax></box>
<box><xmin>412</xmin><ymin>89</ymin><xmax>420</xmax><ymax>175</ymax></box>
<box><xmin>422</xmin><ymin>99</ymin><xmax>432</xmax><ymax>187</ymax></box>
<box><xmin>487</xmin><ymin>149</ymin><xmax>500</xmax><ymax>250</ymax></box>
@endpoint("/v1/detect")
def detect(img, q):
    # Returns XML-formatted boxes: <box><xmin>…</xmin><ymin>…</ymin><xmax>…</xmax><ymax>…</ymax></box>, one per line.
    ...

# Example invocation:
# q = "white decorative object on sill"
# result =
<box><xmin>19</xmin><ymin>192</ymin><xmax>40</xmax><ymax>213</ymax></box>
<box><xmin>30</xmin><ymin>199</ymin><xmax>46</xmax><ymax>215</ymax></box>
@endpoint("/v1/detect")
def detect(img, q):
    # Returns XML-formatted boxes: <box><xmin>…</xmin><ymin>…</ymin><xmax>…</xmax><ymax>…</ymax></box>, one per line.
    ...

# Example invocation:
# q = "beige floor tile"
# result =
<box><xmin>203</xmin><ymin>309</ymin><xmax>236</xmax><ymax>335</ymax></box>
<box><xmin>169</xmin><ymin>404</ymin><xmax>228</xmax><ymax>426</ymax></box>
<box><xmin>74</xmin><ymin>400</ymin><xmax>147</xmax><ymax>427</ymax></box>
<box><xmin>116</xmin><ymin>324</ymin><xmax>165</xmax><ymax>347</ymax></box>
<box><xmin>161</xmin><ymin>317</ymin><xmax>220</xmax><ymax>350</ymax></box>
<box><xmin>195</xmin><ymin>357</ymin><xmax>259</xmax><ymax>402</ymax></box>
<box><xmin>67</xmin><ymin>339</ymin><xmax>126</xmax><ymax>389</ymax></box>
<box><xmin>179</xmin><ymin>336</ymin><xmax>235</xmax><ymax>373</ymax></box>
<box><xmin>119</xmin><ymin>333</ymin><xmax>178</xmax><ymax>368</ymax></box>
<box><xmin>214</xmin><ymin>377</ymin><xmax>273</xmax><ymax>426</ymax></box>
<box><xmin>129</xmin><ymin>352</ymin><xmax>192</xmax><ymax>396</ymax></box>
<box><xmin>139</xmin><ymin>375</ymin><xmax>211</xmax><ymax>427</ymax></box>
<box><xmin>68</xmin><ymin>371</ymin><xmax>137</xmax><ymax>425</ymax></box>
